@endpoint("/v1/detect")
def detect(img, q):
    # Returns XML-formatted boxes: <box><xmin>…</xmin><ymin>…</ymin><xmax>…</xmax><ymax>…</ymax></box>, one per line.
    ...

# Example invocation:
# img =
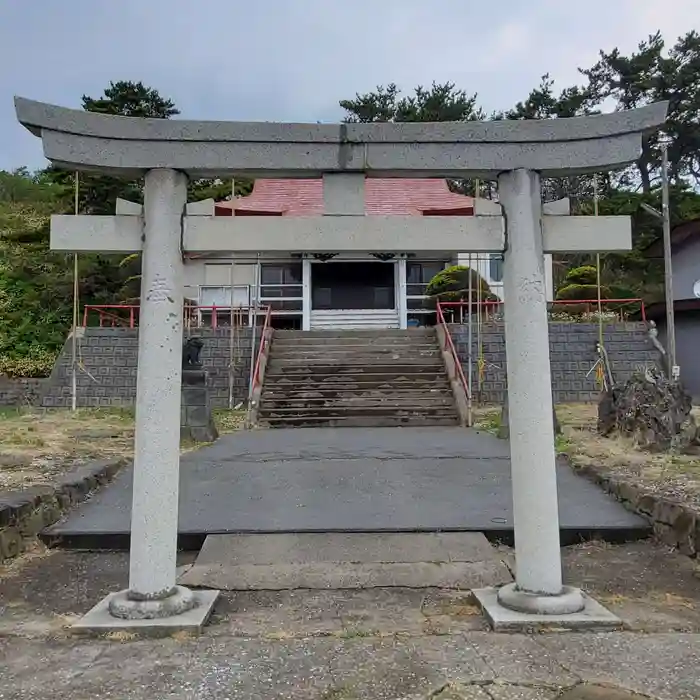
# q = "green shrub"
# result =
<box><xmin>562</xmin><ymin>265</ymin><xmax>598</xmax><ymax>286</ymax></box>
<box><xmin>424</xmin><ymin>265</ymin><xmax>496</xmax><ymax>310</ymax></box>
<box><xmin>555</xmin><ymin>269</ymin><xmax>640</xmax><ymax>317</ymax></box>
<box><xmin>556</xmin><ymin>283</ymin><xmax>611</xmax><ymax>301</ymax></box>
<box><xmin>555</xmin><ymin>264</ymin><xmax>612</xmax><ymax>315</ymax></box>
<box><xmin>0</xmin><ymin>346</ymin><xmax>57</xmax><ymax>378</ymax></box>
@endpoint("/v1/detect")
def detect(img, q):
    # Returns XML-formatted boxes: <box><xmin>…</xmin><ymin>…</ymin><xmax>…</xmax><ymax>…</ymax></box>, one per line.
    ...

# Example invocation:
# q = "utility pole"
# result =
<box><xmin>661</xmin><ymin>143</ymin><xmax>677</xmax><ymax>378</ymax></box>
<box><xmin>641</xmin><ymin>141</ymin><xmax>677</xmax><ymax>379</ymax></box>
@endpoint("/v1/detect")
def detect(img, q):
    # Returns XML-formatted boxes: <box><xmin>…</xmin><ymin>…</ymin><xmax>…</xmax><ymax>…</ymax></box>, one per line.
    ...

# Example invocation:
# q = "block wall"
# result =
<box><xmin>39</xmin><ymin>327</ymin><xmax>259</xmax><ymax>408</ymax></box>
<box><xmin>449</xmin><ymin>321</ymin><xmax>659</xmax><ymax>404</ymax></box>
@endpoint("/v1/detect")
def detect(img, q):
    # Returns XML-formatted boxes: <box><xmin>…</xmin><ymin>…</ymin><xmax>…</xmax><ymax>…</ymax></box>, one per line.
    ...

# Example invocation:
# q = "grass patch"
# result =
<box><xmin>556</xmin><ymin>403</ymin><xmax>700</xmax><ymax>507</ymax></box>
<box><xmin>0</xmin><ymin>407</ymin><xmax>135</xmax><ymax>490</ymax></box>
<box><xmin>473</xmin><ymin>401</ymin><xmax>700</xmax><ymax>507</ymax></box>
<box><xmin>472</xmin><ymin>405</ymin><xmax>571</xmax><ymax>454</ymax></box>
<box><xmin>213</xmin><ymin>408</ymin><xmax>247</xmax><ymax>433</ymax></box>
<box><xmin>0</xmin><ymin>405</ymin><xmax>245</xmax><ymax>491</ymax></box>
<box><xmin>472</xmin><ymin>407</ymin><xmax>501</xmax><ymax>436</ymax></box>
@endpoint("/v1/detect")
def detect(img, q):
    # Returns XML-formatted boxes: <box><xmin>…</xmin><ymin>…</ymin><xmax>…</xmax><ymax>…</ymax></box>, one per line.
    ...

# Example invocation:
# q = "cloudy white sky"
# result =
<box><xmin>0</xmin><ymin>0</ymin><xmax>696</xmax><ymax>171</ymax></box>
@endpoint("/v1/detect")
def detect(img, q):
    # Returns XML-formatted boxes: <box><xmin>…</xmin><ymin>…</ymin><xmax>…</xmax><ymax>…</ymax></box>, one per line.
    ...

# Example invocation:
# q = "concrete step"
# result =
<box><xmin>275</xmin><ymin>329</ymin><xmax>435</xmax><ymax>338</ymax></box>
<box><xmin>262</xmin><ymin>386</ymin><xmax>451</xmax><ymax>397</ymax></box>
<box><xmin>258</xmin><ymin>405</ymin><xmax>458</xmax><ymax>418</ymax></box>
<box><xmin>264</xmin><ymin>378</ymin><xmax>448</xmax><ymax>388</ymax></box>
<box><xmin>259</xmin><ymin>414</ymin><xmax>460</xmax><ymax>428</ymax></box>
<box><xmin>267</xmin><ymin>360</ymin><xmax>444</xmax><ymax>371</ymax></box>
<box><xmin>178</xmin><ymin>533</ymin><xmax>511</xmax><ymax>590</ymax></box>
<box><xmin>270</xmin><ymin>344</ymin><xmax>440</xmax><ymax>355</ymax></box>
<box><xmin>269</xmin><ymin>354</ymin><xmax>443</xmax><ymax>364</ymax></box>
<box><xmin>262</xmin><ymin>381</ymin><xmax>451</xmax><ymax>399</ymax></box>
<box><xmin>260</xmin><ymin>397</ymin><xmax>455</xmax><ymax>410</ymax></box>
<box><xmin>264</xmin><ymin>371</ymin><xmax>449</xmax><ymax>383</ymax></box>
<box><xmin>272</xmin><ymin>337</ymin><xmax>436</xmax><ymax>347</ymax></box>
<box><xmin>270</xmin><ymin>345</ymin><xmax>441</xmax><ymax>355</ymax></box>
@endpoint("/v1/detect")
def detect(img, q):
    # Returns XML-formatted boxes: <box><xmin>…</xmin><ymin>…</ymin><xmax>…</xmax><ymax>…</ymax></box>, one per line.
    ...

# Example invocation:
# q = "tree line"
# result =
<box><xmin>1</xmin><ymin>29</ymin><xmax>698</xmax><ymax>376</ymax></box>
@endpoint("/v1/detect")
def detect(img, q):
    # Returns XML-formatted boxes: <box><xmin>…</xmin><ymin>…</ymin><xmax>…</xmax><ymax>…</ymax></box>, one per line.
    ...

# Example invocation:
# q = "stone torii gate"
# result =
<box><xmin>15</xmin><ymin>97</ymin><xmax>667</xmax><ymax>631</ymax></box>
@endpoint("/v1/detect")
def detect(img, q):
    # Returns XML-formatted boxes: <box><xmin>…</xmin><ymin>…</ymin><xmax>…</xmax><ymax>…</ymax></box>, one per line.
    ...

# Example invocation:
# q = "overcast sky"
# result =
<box><xmin>0</xmin><ymin>0</ymin><xmax>696</xmax><ymax>171</ymax></box>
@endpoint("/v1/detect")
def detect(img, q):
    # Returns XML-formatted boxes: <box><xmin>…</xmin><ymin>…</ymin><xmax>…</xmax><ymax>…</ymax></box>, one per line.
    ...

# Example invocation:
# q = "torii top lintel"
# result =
<box><xmin>15</xmin><ymin>96</ymin><xmax>668</xmax><ymax>179</ymax></box>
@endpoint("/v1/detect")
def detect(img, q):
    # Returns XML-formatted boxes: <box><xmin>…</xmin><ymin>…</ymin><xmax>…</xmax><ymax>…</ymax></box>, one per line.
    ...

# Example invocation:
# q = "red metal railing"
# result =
<box><xmin>83</xmin><ymin>305</ymin><xmax>139</xmax><ymax>328</ymax></box>
<box><xmin>249</xmin><ymin>305</ymin><xmax>273</xmax><ymax>404</ymax></box>
<box><xmin>437</xmin><ymin>297</ymin><xmax>646</xmax><ymax>322</ymax></box>
<box><xmin>436</xmin><ymin>301</ymin><xmax>473</xmax><ymax>425</ymax></box>
<box><xmin>82</xmin><ymin>304</ymin><xmax>262</xmax><ymax>329</ymax></box>
<box><xmin>191</xmin><ymin>305</ymin><xmax>247</xmax><ymax>329</ymax></box>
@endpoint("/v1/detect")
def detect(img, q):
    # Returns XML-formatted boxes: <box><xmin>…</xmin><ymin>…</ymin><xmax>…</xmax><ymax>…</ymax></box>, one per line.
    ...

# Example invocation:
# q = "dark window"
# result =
<box><xmin>260</xmin><ymin>263</ymin><xmax>302</xmax><ymax>285</ymax></box>
<box><xmin>265</xmin><ymin>299</ymin><xmax>303</xmax><ymax>311</ymax></box>
<box><xmin>406</xmin><ymin>261</ymin><xmax>448</xmax><ymax>298</ymax></box>
<box><xmin>407</xmin><ymin>261</ymin><xmax>447</xmax><ymax>285</ymax></box>
<box><xmin>406</xmin><ymin>283</ymin><xmax>429</xmax><ymax>297</ymax></box>
<box><xmin>489</xmin><ymin>255</ymin><xmax>504</xmax><ymax>282</ymax></box>
<box><xmin>259</xmin><ymin>285</ymin><xmax>303</xmax><ymax>299</ymax></box>
<box><xmin>311</xmin><ymin>262</ymin><xmax>395</xmax><ymax>310</ymax></box>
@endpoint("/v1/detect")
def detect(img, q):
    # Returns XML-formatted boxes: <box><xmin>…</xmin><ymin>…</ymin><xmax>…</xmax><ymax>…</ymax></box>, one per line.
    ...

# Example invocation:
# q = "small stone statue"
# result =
<box><xmin>182</xmin><ymin>336</ymin><xmax>204</xmax><ymax>369</ymax></box>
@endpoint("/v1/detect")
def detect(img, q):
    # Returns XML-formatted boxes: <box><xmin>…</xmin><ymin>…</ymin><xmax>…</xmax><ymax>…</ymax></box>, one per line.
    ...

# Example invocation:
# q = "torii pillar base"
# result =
<box><xmin>72</xmin><ymin>588</ymin><xmax>220</xmax><ymax>637</ymax></box>
<box><xmin>472</xmin><ymin>587</ymin><xmax>621</xmax><ymax>632</ymax></box>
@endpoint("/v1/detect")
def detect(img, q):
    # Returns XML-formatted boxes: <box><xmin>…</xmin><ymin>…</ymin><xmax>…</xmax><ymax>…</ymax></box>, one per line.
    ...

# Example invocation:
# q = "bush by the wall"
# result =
<box><xmin>0</xmin><ymin>347</ymin><xmax>57</xmax><ymax>378</ymax></box>
<box><xmin>555</xmin><ymin>265</ymin><xmax>611</xmax><ymax>314</ymax></box>
<box><xmin>424</xmin><ymin>265</ymin><xmax>496</xmax><ymax>311</ymax></box>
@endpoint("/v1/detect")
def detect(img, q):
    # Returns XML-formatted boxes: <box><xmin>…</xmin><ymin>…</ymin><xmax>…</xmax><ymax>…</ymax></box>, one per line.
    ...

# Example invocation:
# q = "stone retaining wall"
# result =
<box><xmin>573</xmin><ymin>461</ymin><xmax>699</xmax><ymax>557</ymax></box>
<box><xmin>10</xmin><ymin>322</ymin><xmax>657</xmax><ymax>408</ymax></box>
<box><xmin>38</xmin><ymin>327</ymin><xmax>259</xmax><ymax>409</ymax></box>
<box><xmin>0</xmin><ymin>378</ymin><xmax>48</xmax><ymax>407</ymax></box>
<box><xmin>450</xmin><ymin>321</ymin><xmax>659</xmax><ymax>404</ymax></box>
<box><xmin>0</xmin><ymin>457</ymin><xmax>128</xmax><ymax>560</ymax></box>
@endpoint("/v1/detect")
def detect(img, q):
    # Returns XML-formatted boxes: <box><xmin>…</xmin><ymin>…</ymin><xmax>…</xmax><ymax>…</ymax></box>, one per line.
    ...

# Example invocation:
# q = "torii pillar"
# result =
<box><xmin>15</xmin><ymin>96</ymin><xmax>667</xmax><ymax>632</ymax></box>
<box><xmin>116</xmin><ymin>169</ymin><xmax>194</xmax><ymax>618</ymax></box>
<box><xmin>496</xmin><ymin>170</ymin><xmax>580</xmax><ymax>612</ymax></box>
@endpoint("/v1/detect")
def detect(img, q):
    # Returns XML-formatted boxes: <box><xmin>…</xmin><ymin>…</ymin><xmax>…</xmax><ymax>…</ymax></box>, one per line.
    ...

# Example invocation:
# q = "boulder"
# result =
<box><xmin>597</xmin><ymin>365</ymin><xmax>697</xmax><ymax>452</ymax></box>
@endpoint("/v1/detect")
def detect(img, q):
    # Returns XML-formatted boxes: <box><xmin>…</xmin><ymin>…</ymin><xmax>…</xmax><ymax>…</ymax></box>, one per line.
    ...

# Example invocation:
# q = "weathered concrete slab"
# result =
<box><xmin>181</xmin><ymin>561</ymin><xmax>512</xmax><ymax>591</ymax></box>
<box><xmin>198</xmin><ymin>532</ymin><xmax>499</xmax><ymax>565</ymax></box>
<box><xmin>42</xmin><ymin>427</ymin><xmax>649</xmax><ymax>546</ymax></box>
<box><xmin>4</xmin><ymin>631</ymin><xmax>698</xmax><ymax>700</ymax></box>
<box><xmin>178</xmin><ymin>532</ymin><xmax>512</xmax><ymax>590</ymax></box>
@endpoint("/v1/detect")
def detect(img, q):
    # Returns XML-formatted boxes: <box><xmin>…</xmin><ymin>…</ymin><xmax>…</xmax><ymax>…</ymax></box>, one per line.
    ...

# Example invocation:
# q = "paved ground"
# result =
<box><xmin>1</xmin><ymin>541</ymin><xmax>700</xmax><ymax>699</ymax></box>
<box><xmin>44</xmin><ymin>428</ymin><xmax>647</xmax><ymax>544</ymax></box>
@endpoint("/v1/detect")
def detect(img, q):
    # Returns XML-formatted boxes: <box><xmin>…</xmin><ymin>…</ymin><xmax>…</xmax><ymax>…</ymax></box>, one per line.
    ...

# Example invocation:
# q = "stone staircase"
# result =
<box><xmin>257</xmin><ymin>328</ymin><xmax>460</xmax><ymax>428</ymax></box>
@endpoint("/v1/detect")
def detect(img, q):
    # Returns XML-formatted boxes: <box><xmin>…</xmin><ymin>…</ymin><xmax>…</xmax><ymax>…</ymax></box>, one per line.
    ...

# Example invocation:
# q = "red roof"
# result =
<box><xmin>214</xmin><ymin>179</ymin><xmax>474</xmax><ymax>216</ymax></box>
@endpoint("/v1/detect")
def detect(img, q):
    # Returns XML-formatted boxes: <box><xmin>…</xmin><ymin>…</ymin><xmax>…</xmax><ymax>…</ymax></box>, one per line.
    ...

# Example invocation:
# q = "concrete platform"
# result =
<box><xmin>472</xmin><ymin>587</ymin><xmax>622</xmax><ymax>632</ymax></box>
<box><xmin>72</xmin><ymin>589</ymin><xmax>220</xmax><ymax>637</ymax></box>
<box><xmin>178</xmin><ymin>532</ymin><xmax>513</xmax><ymax>590</ymax></box>
<box><xmin>42</xmin><ymin>427</ymin><xmax>650</xmax><ymax>548</ymax></box>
